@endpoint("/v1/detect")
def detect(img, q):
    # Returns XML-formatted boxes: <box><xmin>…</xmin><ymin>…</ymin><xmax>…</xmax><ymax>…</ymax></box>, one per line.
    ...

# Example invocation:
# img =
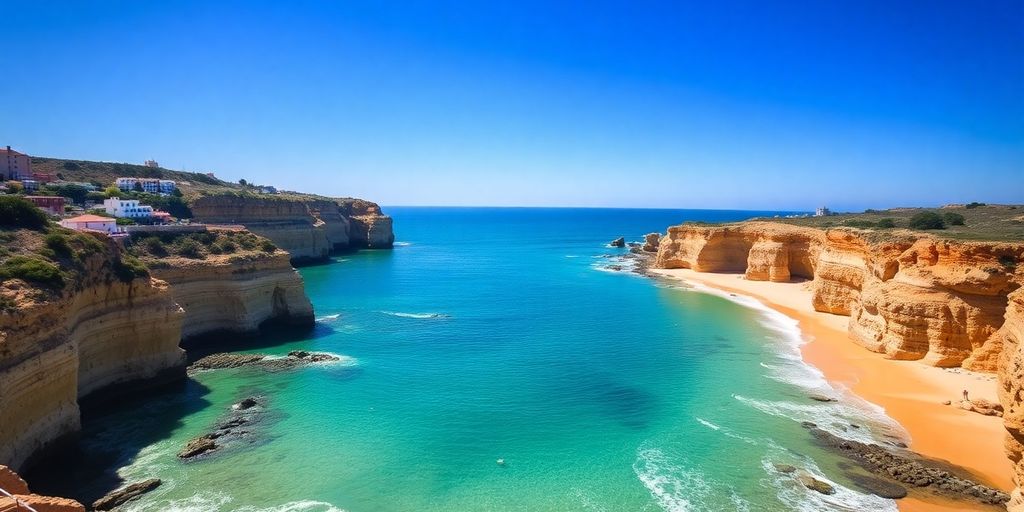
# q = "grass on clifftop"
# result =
<box><xmin>0</xmin><ymin>197</ymin><xmax>148</xmax><ymax>310</ymax></box>
<box><xmin>127</xmin><ymin>230</ymin><xmax>278</xmax><ymax>267</ymax></box>
<box><xmin>759</xmin><ymin>204</ymin><xmax>1024</xmax><ymax>242</ymax></box>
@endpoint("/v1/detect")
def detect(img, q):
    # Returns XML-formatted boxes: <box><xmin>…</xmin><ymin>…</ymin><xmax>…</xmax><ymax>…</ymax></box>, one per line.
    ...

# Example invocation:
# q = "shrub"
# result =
<box><xmin>965</xmin><ymin>202</ymin><xmax>986</xmax><ymax>209</ymax></box>
<box><xmin>942</xmin><ymin>212</ymin><xmax>965</xmax><ymax>226</ymax></box>
<box><xmin>176</xmin><ymin>238</ymin><xmax>205</xmax><ymax>259</ymax></box>
<box><xmin>141</xmin><ymin>236</ymin><xmax>168</xmax><ymax>257</ymax></box>
<box><xmin>0</xmin><ymin>256</ymin><xmax>64</xmax><ymax>287</ymax></box>
<box><xmin>210</xmin><ymin>238</ymin><xmax>237</xmax><ymax>255</ymax></box>
<box><xmin>876</xmin><ymin>218</ymin><xmax>896</xmax><ymax>229</ymax></box>
<box><xmin>112</xmin><ymin>255</ymin><xmax>149</xmax><ymax>282</ymax></box>
<box><xmin>116</xmin><ymin>217</ymin><xmax>136</xmax><ymax>226</ymax></box>
<box><xmin>0</xmin><ymin>196</ymin><xmax>50</xmax><ymax>230</ymax></box>
<box><xmin>908</xmin><ymin>211</ymin><xmax>945</xmax><ymax>230</ymax></box>
<box><xmin>843</xmin><ymin>220</ymin><xmax>876</xmax><ymax>228</ymax></box>
<box><xmin>45</xmin><ymin>232</ymin><xmax>72</xmax><ymax>256</ymax></box>
<box><xmin>259</xmin><ymin>239</ymin><xmax>277</xmax><ymax>253</ymax></box>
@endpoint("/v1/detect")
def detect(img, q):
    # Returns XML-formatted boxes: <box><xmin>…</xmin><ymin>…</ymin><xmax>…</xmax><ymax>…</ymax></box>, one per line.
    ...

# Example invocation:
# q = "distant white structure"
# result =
<box><xmin>60</xmin><ymin>214</ymin><xmax>119</xmax><ymax>234</ymax></box>
<box><xmin>104</xmin><ymin>197</ymin><xmax>153</xmax><ymax>218</ymax></box>
<box><xmin>258</xmin><ymin>185</ymin><xmax>277</xmax><ymax>194</ymax></box>
<box><xmin>144</xmin><ymin>159</ymin><xmax>160</xmax><ymax>168</ymax></box>
<box><xmin>814</xmin><ymin>206</ymin><xmax>832</xmax><ymax>217</ymax></box>
<box><xmin>116</xmin><ymin>177</ymin><xmax>176</xmax><ymax>194</ymax></box>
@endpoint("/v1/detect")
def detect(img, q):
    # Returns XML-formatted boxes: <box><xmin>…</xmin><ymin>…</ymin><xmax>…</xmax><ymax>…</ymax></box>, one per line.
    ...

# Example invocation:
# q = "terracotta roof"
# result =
<box><xmin>0</xmin><ymin>148</ymin><xmax>26</xmax><ymax>156</ymax></box>
<box><xmin>63</xmin><ymin>214</ymin><xmax>114</xmax><ymax>223</ymax></box>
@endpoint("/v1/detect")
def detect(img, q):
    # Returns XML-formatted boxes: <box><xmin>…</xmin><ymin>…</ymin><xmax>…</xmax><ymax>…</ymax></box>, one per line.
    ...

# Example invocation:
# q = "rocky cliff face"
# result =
<box><xmin>0</xmin><ymin>246</ymin><xmax>185</xmax><ymax>472</ymax></box>
<box><xmin>0</xmin><ymin>465</ymin><xmax>85</xmax><ymax>511</ymax></box>
<box><xmin>146</xmin><ymin>251</ymin><xmax>314</xmax><ymax>340</ymax></box>
<box><xmin>655</xmin><ymin>220</ymin><xmax>1024</xmax><ymax>507</ymax></box>
<box><xmin>191</xmin><ymin>195</ymin><xmax>393</xmax><ymax>263</ymax></box>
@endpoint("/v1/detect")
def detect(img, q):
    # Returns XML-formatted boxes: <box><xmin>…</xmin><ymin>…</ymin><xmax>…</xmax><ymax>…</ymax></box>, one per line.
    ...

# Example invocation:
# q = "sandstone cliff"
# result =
<box><xmin>0</xmin><ymin>465</ymin><xmax>85</xmax><ymax>511</ymax></box>
<box><xmin>0</xmin><ymin>237</ymin><xmax>185</xmax><ymax>472</ymax></box>
<box><xmin>655</xmin><ymin>220</ymin><xmax>1024</xmax><ymax>508</ymax></box>
<box><xmin>191</xmin><ymin>195</ymin><xmax>393</xmax><ymax>263</ymax></box>
<box><xmin>144</xmin><ymin>250</ymin><xmax>314</xmax><ymax>341</ymax></box>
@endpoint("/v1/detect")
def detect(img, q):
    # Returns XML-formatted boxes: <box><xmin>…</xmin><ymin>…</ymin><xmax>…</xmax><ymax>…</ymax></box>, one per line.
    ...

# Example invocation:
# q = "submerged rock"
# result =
<box><xmin>772</xmin><ymin>463</ymin><xmax>798</xmax><ymax>474</ymax></box>
<box><xmin>92</xmin><ymin>478</ymin><xmax>161</xmax><ymax>510</ymax></box>
<box><xmin>189</xmin><ymin>351</ymin><xmax>340</xmax><ymax>373</ymax></box>
<box><xmin>809</xmin><ymin>394</ymin><xmax>837</xmax><ymax>402</ymax></box>
<box><xmin>179</xmin><ymin>435</ymin><xmax>218</xmax><ymax>459</ymax></box>
<box><xmin>609</xmin><ymin>237</ymin><xmax>625</xmax><ymax>248</ymax></box>
<box><xmin>796</xmin><ymin>472</ymin><xmax>836</xmax><ymax>495</ymax></box>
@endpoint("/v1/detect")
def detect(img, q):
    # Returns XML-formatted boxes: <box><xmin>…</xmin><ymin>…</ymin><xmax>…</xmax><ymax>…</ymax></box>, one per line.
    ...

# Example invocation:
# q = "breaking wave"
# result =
<box><xmin>379</xmin><ymin>311</ymin><xmax>450</xmax><ymax>319</ymax></box>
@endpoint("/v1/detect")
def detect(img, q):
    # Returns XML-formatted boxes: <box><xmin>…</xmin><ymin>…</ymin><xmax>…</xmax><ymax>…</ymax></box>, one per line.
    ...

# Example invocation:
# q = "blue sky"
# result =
<box><xmin>2</xmin><ymin>1</ymin><xmax>1021</xmax><ymax>210</ymax></box>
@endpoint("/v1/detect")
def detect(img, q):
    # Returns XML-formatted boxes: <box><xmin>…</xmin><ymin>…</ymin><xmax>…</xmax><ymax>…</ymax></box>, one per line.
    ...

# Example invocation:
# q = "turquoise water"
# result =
<box><xmin>37</xmin><ymin>208</ymin><xmax>906</xmax><ymax>511</ymax></box>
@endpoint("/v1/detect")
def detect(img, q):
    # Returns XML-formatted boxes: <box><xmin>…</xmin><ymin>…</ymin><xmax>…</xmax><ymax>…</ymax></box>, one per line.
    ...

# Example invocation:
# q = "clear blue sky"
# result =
<box><xmin>2</xmin><ymin>1</ymin><xmax>1022</xmax><ymax>210</ymax></box>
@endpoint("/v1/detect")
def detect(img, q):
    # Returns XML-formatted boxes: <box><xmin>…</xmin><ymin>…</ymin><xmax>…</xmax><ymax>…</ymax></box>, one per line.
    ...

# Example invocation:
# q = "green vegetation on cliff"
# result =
<box><xmin>766</xmin><ymin>204</ymin><xmax>1024</xmax><ymax>242</ymax></box>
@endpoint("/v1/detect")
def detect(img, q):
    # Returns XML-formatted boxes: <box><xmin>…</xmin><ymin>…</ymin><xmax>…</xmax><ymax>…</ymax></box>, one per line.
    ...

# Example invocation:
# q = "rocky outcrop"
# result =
<box><xmin>642</xmin><ymin>233</ymin><xmax>661</xmax><ymax>253</ymax></box>
<box><xmin>146</xmin><ymin>251</ymin><xmax>313</xmax><ymax>341</ymax></box>
<box><xmin>191</xmin><ymin>195</ymin><xmax>394</xmax><ymax>263</ymax></box>
<box><xmin>0</xmin><ymin>244</ymin><xmax>185</xmax><ymax>472</ymax></box>
<box><xmin>999</xmin><ymin>288</ymin><xmax>1024</xmax><ymax>511</ymax></box>
<box><xmin>0</xmin><ymin>465</ymin><xmax>85</xmax><ymax>511</ymax></box>
<box><xmin>91</xmin><ymin>479</ymin><xmax>161</xmax><ymax>510</ymax></box>
<box><xmin>188</xmin><ymin>351</ymin><xmax>340</xmax><ymax>372</ymax></box>
<box><xmin>339</xmin><ymin>198</ymin><xmax>394</xmax><ymax>249</ymax></box>
<box><xmin>655</xmin><ymin>220</ymin><xmax>1024</xmax><ymax>508</ymax></box>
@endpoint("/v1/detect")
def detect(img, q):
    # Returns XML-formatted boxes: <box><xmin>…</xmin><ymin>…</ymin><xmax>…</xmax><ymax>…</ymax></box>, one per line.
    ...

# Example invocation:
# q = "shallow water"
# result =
<box><xmin>34</xmin><ymin>207</ymin><xmax>907</xmax><ymax>511</ymax></box>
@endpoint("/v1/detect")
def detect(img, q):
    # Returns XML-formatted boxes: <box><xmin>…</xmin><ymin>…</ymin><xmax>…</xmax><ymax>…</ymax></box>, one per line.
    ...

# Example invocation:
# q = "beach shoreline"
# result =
<box><xmin>649</xmin><ymin>268</ymin><xmax>1011</xmax><ymax>512</ymax></box>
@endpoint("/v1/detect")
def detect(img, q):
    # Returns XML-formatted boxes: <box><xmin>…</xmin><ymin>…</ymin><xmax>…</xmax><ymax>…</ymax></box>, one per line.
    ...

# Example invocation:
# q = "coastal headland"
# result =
<box><xmin>649</xmin><ymin>212</ymin><xmax>1023</xmax><ymax>511</ymax></box>
<box><xmin>0</xmin><ymin>157</ymin><xmax>395</xmax><ymax>509</ymax></box>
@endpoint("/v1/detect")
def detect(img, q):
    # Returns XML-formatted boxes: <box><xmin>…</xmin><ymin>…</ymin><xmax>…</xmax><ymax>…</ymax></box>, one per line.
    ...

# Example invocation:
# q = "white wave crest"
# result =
<box><xmin>316</xmin><ymin>313</ymin><xmax>341</xmax><ymax>322</ymax></box>
<box><xmin>760</xmin><ymin>457</ymin><xmax>897</xmax><ymax>512</ymax></box>
<box><xmin>633</xmin><ymin>446</ymin><xmax>751</xmax><ymax>512</ymax></box>
<box><xmin>695</xmin><ymin>417</ymin><xmax>721</xmax><ymax>431</ymax></box>
<box><xmin>379</xmin><ymin>311</ymin><xmax>450</xmax><ymax>319</ymax></box>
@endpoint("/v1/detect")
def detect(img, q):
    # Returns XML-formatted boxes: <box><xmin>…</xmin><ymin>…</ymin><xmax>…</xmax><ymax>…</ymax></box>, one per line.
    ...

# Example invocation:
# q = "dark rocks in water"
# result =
<box><xmin>179</xmin><ymin>435</ymin><xmax>218</xmax><ymax>459</ymax></box>
<box><xmin>809</xmin><ymin>394</ymin><xmax>837</xmax><ymax>402</ymax></box>
<box><xmin>772</xmin><ymin>463</ymin><xmax>798</xmax><ymax>474</ymax></box>
<box><xmin>189</xmin><ymin>351</ymin><xmax>339</xmax><ymax>373</ymax></box>
<box><xmin>800</xmin><ymin>421</ymin><xmax>818</xmax><ymax>429</ymax></box>
<box><xmin>802</xmin><ymin>423</ymin><xmax>1009</xmax><ymax>505</ymax></box>
<box><xmin>796</xmin><ymin>472</ymin><xmax>836</xmax><ymax>495</ymax></box>
<box><xmin>609</xmin><ymin>237</ymin><xmax>625</xmax><ymax>248</ymax></box>
<box><xmin>236</xmin><ymin>396</ymin><xmax>260</xmax><ymax>410</ymax></box>
<box><xmin>848</xmin><ymin>474</ymin><xmax>908</xmax><ymax>499</ymax></box>
<box><xmin>92</xmin><ymin>478</ymin><xmax>161</xmax><ymax>510</ymax></box>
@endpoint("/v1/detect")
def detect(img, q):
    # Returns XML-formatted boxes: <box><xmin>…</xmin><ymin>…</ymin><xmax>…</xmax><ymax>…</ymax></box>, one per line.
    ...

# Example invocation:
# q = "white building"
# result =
<box><xmin>115</xmin><ymin>177</ymin><xmax>177</xmax><ymax>195</ymax></box>
<box><xmin>104</xmin><ymin>197</ymin><xmax>153</xmax><ymax>218</ymax></box>
<box><xmin>60</xmin><ymin>214</ymin><xmax>119</xmax><ymax>234</ymax></box>
<box><xmin>814</xmin><ymin>207</ymin><xmax>832</xmax><ymax>217</ymax></box>
<box><xmin>144</xmin><ymin>159</ymin><xmax>159</xmax><ymax>168</ymax></box>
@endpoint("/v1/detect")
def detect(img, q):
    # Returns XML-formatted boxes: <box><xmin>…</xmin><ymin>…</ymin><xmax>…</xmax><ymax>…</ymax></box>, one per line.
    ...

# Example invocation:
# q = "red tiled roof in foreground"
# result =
<box><xmin>63</xmin><ymin>214</ymin><xmax>114</xmax><ymax>223</ymax></box>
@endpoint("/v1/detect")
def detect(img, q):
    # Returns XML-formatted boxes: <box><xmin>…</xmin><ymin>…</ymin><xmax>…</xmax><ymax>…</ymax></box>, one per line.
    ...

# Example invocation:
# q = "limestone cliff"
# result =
<box><xmin>0</xmin><ymin>239</ymin><xmax>185</xmax><ymax>472</ymax></box>
<box><xmin>191</xmin><ymin>195</ymin><xmax>393</xmax><ymax>263</ymax></box>
<box><xmin>655</xmin><ymin>220</ymin><xmax>1024</xmax><ymax>507</ymax></box>
<box><xmin>144</xmin><ymin>250</ymin><xmax>313</xmax><ymax>340</ymax></box>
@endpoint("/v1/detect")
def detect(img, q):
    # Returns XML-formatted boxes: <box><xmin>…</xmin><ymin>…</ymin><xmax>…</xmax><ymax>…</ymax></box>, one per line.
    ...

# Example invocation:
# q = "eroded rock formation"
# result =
<box><xmin>191</xmin><ymin>195</ymin><xmax>393</xmax><ymax>263</ymax></box>
<box><xmin>0</xmin><ymin>244</ymin><xmax>185</xmax><ymax>472</ymax></box>
<box><xmin>655</xmin><ymin>220</ymin><xmax>1024</xmax><ymax>508</ymax></box>
<box><xmin>0</xmin><ymin>465</ymin><xmax>85</xmax><ymax>511</ymax></box>
<box><xmin>146</xmin><ymin>250</ymin><xmax>313</xmax><ymax>340</ymax></box>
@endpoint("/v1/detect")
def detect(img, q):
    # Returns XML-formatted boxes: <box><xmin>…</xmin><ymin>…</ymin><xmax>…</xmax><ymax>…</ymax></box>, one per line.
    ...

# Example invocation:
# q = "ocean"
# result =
<box><xmin>33</xmin><ymin>207</ymin><xmax>907</xmax><ymax>511</ymax></box>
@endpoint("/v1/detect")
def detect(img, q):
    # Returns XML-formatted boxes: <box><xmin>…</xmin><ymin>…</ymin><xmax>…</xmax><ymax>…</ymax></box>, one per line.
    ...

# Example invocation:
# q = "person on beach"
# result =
<box><xmin>963</xmin><ymin>389</ymin><xmax>969</xmax><ymax>401</ymax></box>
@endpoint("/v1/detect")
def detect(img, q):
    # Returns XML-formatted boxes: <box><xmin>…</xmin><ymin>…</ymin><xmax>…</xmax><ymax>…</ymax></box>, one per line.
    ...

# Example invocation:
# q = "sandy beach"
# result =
<box><xmin>649</xmin><ymin>268</ymin><xmax>1011</xmax><ymax>511</ymax></box>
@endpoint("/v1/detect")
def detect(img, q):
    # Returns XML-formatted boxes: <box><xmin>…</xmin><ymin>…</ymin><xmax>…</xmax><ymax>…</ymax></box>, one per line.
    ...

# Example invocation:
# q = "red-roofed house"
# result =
<box><xmin>60</xmin><ymin>214</ymin><xmax>119</xmax><ymax>234</ymax></box>
<box><xmin>1</xmin><ymin>146</ymin><xmax>31</xmax><ymax>180</ymax></box>
<box><xmin>24</xmin><ymin>195</ymin><xmax>66</xmax><ymax>216</ymax></box>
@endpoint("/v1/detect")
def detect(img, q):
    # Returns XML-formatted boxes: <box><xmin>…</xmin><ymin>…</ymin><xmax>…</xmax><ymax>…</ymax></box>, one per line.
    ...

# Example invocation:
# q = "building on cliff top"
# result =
<box><xmin>0</xmin><ymin>145</ymin><xmax>31</xmax><ymax>180</ymax></box>
<box><xmin>24</xmin><ymin>195</ymin><xmax>66</xmax><ymax>216</ymax></box>
<box><xmin>115</xmin><ymin>177</ymin><xmax>177</xmax><ymax>195</ymax></box>
<box><xmin>60</xmin><ymin>214</ymin><xmax>120</xmax><ymax>234</ymax></box>
<box><xmin>104</xmin><ymin>197</ymin><xmax>154</xmax><ymax>218</ymax></box>
<box><xmin>814</xmin><ymin>206</ymin><xmax>833</xmax><ymax>217</ymax></box>
<box><xmin>144</xmin><ymin>159</ymin><xmax>159</xmax><ymax>167</ymax></box>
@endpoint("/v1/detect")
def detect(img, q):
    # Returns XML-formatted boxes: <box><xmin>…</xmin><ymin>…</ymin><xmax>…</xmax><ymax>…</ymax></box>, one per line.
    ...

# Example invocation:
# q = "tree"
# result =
<box><xmin>133</xmin><ymin>181</ymin><xmax>144</xmax><ymax>192</ymax></box>
<box><xmin>942</xmin><ymin>212</ymin><xmax>965</xmax><ymax>226</ymax></box>
<box><xmin>51</xmin><ymin>184</ymin><xmax>89</xmax><ymax>205</ymax></box>
<box><xmin>908</xmin><ymin>211</ymin><xmax>945</xmax><ymax>230</ymax></box>
<box><xmin>239</xmin><ymin>179</ymin><xmax>248</xmax><ymax>187</ymax></box>
<box><xmin>104</xmin><ymin>185</ymin><xmax>122</xmax><ymax>198</ymax></box>
<box><xmin>876</xmin><ymin>218</ymin><xmax>896</xmax><ymax>229</ymax></box>
<box><xmin>0</xmin><ymin>196</ymin><xmax>50</xmax><ymax>229</ymax></box>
